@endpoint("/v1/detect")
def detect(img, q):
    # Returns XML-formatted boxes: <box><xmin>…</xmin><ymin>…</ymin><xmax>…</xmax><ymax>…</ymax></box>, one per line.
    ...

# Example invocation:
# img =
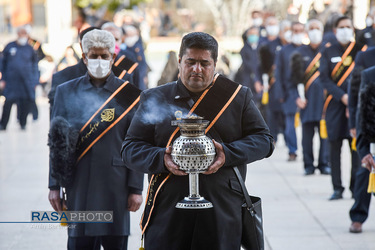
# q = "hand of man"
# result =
<box><xmin>296</xmin><ymin>97</ymin><xmax>307</xmax><ymax>109</ymax></box>
<box><xmin>48</xmin><ymin>190</ymin><xmax>64</xmax><ymax>212</ymax></box>
<box><xmin>203</xmin><ymin>139</ymin><xmax>225</xmax><ymax>175</ymax></box>
<box><xmin>341</xmin><ymin>94</ymin><xmax>348</xmax><ymax>106</ymax></box>
<box><xmin>0</xmin><ymin>80</ymin><xmax>5</xmax><ymax>90</ymax></box>
<box><xmin>128</xmin><ymin>194</ymin><xmax>143</xmax><ymax>212</ymax></box>
<box><xmin>254</xmin><ymin>81</ymin><xmax>263</xmax><ymax>94</ymax></box>
<box><xmin>164</xmin><ymin>146</ymin><xmax>188</xmax><ymax>176</ymax></box>
<box><xmin>362</xmin><ymin>154</ymin><xmax>375</xmax><ymax>172</ymax></box>
<box><xmin>350</xmin><ymin>128</ymin><xmax>356</xmax><ymax>138</ymax></box>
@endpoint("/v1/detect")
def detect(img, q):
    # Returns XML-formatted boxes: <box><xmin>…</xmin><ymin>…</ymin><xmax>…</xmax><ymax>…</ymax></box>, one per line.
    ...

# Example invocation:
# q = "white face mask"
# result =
<box><xmin>366</xmin><ymin>16</ymin><xmax>374</xmax><ymax>27</ymax></box>
<box><xmin>253</xmin><ymin>18</ymin><xmax>263</xmax><ymax>27</ymax></box>
<box><xmin>308</xmin><ymin>29</ymin><xmax>323</xmax><ymax>45</ymax></box>
<box><xmin>291</xmin><ymin>33</ymin><xmax>304</xmax><ymax>45</ymax></box>
<box><xmin>17</xmin><ymin>37</ymin><xmax>28</xmax><ymax>46</ymax></box>
<box><xmin>283</xmin><ymin>30</ymin><xmax>292</xmax><ymax>43</ymax></box>
<box><xmin>266</xmin><ymin>25</ymin><xmax>279</xmax><ymax>37</ymax></box>
<box><xmin>124</xmin><ymin>36</ymin><xmax>139</xmax><ymax>48</ymax></box>
<box><xmin>336</xmin><ymin>28</ymin><xmax>353</xmax><ymax>44</ymax></box>
<box><xmin>86</xmin><ymin>58</ymin><xmax>111</xmax><ymax>79</ymax></box>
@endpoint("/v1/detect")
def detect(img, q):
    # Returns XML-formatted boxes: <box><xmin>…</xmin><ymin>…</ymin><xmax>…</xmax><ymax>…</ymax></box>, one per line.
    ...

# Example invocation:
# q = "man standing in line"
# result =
<box><xmin>274</xmin><ymin>21</ymin><xmax>305</xmax><ymax>161</ymax></box>
<box><xmin>319</xmin><ymin>16</ymin><xmax>366</xmax><ymax>200</ymax></box>
<box><xmin>259</xmin><ymin>19</ymin><xmax>291</xmax><ymax>144</ymax></box>
<box><xmin>122</xmin><ymin>32</ymin><xmax>274</xmax><ymax>250</ymax></box>
<box><xmin>291</xmin><ymin>19</ymin><xmax>331</xmax><ymax>176</ymax></box>
<box><xmin>351</xmin><ymin>64</ymin><xmax>375</xmax><ymax>234</ymax></box>
<box><xmin>347</xmin><ymin>46</ymin><xmax>375</xmax><ymax>232</ymax></box>
<box><xmin>0</xmin><ymin>25</ymin><xmax>39</xmax><ymax>130</ymax></box>
<box><xmin>48</xmin><ymin>30</ymin><xmax>143</xmax><ymax>249</ymax></box>
<box><xmin>235</xmin><ymin>26</ymin><xmax>262</xmax><ymax>110</ymax></box>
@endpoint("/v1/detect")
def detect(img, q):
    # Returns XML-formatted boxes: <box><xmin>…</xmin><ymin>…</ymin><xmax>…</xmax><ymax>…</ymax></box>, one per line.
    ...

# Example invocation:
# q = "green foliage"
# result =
<box><xmin>74</xmin><ymin>0</ymin><xmax>150</xmax><ymax>11</ymax></box>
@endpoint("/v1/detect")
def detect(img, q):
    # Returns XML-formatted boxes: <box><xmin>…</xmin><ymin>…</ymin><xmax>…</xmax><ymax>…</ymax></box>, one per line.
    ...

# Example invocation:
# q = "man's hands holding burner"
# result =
<box><xmin>164</xmin><ymin>139</ymin><xmax>225</xmax><ymax>175</ymax></box>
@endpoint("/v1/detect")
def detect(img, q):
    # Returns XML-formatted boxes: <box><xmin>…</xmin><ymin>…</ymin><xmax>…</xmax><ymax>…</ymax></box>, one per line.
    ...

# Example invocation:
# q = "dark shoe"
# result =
<box><xmin>349</xmin><ymin>222</ymin><xmax>362</xmax><ymax>233</ymax></box>
<box><xmin>304</xmin><ymin>168</ymin><xmax>315</xmax><ymax>175</ymax></box>
<box><xmin>329</xmin><ymin>190</ymin><xmax>343</xmax><ymax>200</ymax></box>
<box><xmin>319</xmin><ymin>166</ymin><xmax>331</xmax><ymax>175</ymax></box>
<box><xmin>287</xmin><ymin>153</ymin><xmax>297</xmax><ymax>162</ymax></box>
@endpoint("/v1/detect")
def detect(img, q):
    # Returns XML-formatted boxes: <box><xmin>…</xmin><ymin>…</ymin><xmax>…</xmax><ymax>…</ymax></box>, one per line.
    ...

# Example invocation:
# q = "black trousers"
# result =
<box><xmin>0</xmin><ymin>98</ymin><xmax>32</xmax><ymax>129</ymax></box>
<box><xmin>68</xmin><ymin>235</ymin><xmax>128</xmax><ymax>250</ymax></box>
<box><xmin>350</xmin><ymin>166</ymin><xmax>373</xmax><ymax>223</ymax></box>
<box><xmin>302</xmin><ymin>122</ymin><xmax>329</xmax><ymax>170</ymax></box>
<box><xmin>329</xmin><ymin>138</ymin><xmax>360</xmax><ymax>193</ymax></box>
<box><xmin>30</xmin><ymin>99</ymin><xmax>38</xmax><ymax>120</ymax></box>
<box><xmin>268</xmin><ymin>109</ymin><xmax>285</xmax><ymax>143</ymax></box>
<box><xmin>145</xmin><ymin>208</ymin><xmax>220</xmax><ymax>250</ymax></box>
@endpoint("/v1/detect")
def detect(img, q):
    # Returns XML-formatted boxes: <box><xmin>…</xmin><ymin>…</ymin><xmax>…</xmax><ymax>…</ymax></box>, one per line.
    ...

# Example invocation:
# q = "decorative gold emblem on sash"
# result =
<box><xmin>343</xmin><ymin>55</ymin><xmax>352</xmax><ymax>66</ymax></box>
<box><xmin>175</xmin><ymin>110</ymin><xmax>183</xmax><ymax>120</ymax></box>
<box><xmin>101</xmin><ymin>108</ymin><xmax>115</xmax><ymax>122</ymax></box>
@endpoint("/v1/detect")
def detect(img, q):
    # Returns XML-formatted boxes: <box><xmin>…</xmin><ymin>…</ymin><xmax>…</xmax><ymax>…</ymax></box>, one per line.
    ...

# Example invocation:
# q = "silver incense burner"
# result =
<box><xmin>171</xmin><ymin>116</ymin><xmax>216</xmax><ymax>209</ymax></box>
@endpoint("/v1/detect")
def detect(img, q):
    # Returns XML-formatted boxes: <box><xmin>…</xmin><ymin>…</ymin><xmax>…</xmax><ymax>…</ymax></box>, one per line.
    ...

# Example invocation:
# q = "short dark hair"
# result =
<box><xmin>78</xmin><ymin>8</ymin><xmax>87</xmax><ymax>21</ymax></box>
<box><xmin>334</xmin><ymin>16</ymin><xmax>351</xmax><ymax>28</ymax></box>
<box><xmin>179</xmin><ymin>32</ymin><xmax>218</xmax><ymax>63</ymax></box>
<box><xmin>291</xmin><ymin>21</ymin><xmax>304</xmax><ymax>29</ymax></box>
<box><xmin>79</xmin><ymin>26</ymin><xmax>99</xmax><ymax>41</ymax></box>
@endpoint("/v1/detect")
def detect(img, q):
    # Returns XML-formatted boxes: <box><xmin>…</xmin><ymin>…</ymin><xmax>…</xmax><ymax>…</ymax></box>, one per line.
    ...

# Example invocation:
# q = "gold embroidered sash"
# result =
<box><xmin>76</xmin><ymin>81</ymin><xmax>140</xmax><ymax>163</ymax></box>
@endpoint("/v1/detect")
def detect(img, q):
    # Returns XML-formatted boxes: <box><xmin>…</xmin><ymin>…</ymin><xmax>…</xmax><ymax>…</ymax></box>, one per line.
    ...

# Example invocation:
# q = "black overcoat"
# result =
<box><xmin>357</xmin><ymin>66</ymin><xmax>375</xmax><ymax>159</ymax></box>
<box><xmin>122</xmin><ymin>77</ymin><xmax>274</xmax><ymax>250</ymax></box>
<box><xmin>49</xmin><ymin>72</ymin><xmax>144</xmax><ymax>237</ymax></box>
<box><xmin>319</xmin><ymin>41</ymin><xmax>364</xmax><ymax>140</ymax></box>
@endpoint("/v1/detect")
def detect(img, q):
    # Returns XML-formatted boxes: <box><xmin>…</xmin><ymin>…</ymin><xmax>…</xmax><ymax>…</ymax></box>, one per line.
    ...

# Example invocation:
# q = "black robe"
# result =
<box><xmin>49</xmin><ymin>72</ymin><xmax>144</xmax><ymax>236</ymax></box>
<box><xmin>122</xmin><ymin>76</ymin><xmax>274</xmax><ymax>249</ymax></box>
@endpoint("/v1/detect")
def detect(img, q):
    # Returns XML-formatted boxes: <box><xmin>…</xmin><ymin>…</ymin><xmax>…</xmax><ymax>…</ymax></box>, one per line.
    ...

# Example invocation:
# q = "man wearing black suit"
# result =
<box><xmin>319</xmin><ymin>16</ymin><xmax>366</xmax><ymax>200</ymax></box>
<box><xmin>121</xmin><ymin>32</ymin><xmax>274</xmax><ymax>250</ymax></box>
<box><xmin>48</xmin><ymin>29</ymin><xmax>143</xmax><ymax>249</ymax></box>
<box><xmin>348</xmin><ymin>47</ymin><xmax>375</xmax><ymax>138</ymax></box>
<box><xmin>348</xmin><ymin>65</ymin><xmax>375</xmax><ymax>233</ymax></box>
<box><xmin>346</xmin><ymin>47</ymin><xmax>375</xmax><ymax>233</ymax></box>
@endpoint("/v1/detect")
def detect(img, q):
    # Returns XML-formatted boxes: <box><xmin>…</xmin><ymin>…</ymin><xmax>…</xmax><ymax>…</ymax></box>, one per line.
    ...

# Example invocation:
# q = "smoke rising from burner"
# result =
<box><xmin>139</xmin><ymin>93</ymin><xmax>191</xmax><ymax>125</ymax></box>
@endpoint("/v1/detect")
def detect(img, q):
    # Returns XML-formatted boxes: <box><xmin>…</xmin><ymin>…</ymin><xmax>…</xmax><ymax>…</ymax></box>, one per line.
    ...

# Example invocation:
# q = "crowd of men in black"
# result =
<box><xmin>235</xmin><ymin>10</ymin><xmax>375</xmax><ymax>234</ymax></box>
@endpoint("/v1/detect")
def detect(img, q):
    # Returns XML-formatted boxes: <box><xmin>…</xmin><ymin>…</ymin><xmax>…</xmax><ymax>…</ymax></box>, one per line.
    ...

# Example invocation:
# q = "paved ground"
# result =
<box><xmin>0</xmin><ymin>49</ymin><xmax>374</xmax><ymax>249</ymax></box>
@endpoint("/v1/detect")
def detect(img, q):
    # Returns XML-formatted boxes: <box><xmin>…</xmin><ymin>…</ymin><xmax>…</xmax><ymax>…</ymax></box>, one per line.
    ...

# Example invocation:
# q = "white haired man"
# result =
<box><xmin>48</xmin><ymin>29</ymin><xmax>144</xmax><ymax>249</ymax></box>
<box><xmin>0</xmin><ymin>25</ymin><xmax>39</xmax><ymax>130</ymax></box>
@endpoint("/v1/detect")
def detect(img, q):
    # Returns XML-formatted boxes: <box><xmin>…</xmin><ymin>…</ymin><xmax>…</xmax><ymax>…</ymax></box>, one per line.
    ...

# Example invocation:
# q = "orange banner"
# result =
<box><xmin>11</xmin><ymin>0</ymin><xmax>32</xmax><ymax>27</ymax></box>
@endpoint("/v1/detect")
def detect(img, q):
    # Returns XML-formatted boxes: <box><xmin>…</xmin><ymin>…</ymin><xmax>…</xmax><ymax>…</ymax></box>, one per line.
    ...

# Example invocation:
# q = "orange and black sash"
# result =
<box><xmin>140</xmin><ymin>74</ymin><xmax>242</xmax><ymax>234</ymax></box>
<box><xmin>331</xmin><ymin>42</ymin><xmax>367</xmax><ymax>86</ymax></box>
<box><xmin>303</xmin><ymin>52</ymin><xmax>321</xmax><ymax>92</ymax></box>
<box><xmin>28</xmin><ymin>38</ymin><xmax>41</xmax><ymax>51</ymax></box>
<box><xmin>322</xmin><ymin>42</ymin><xmax>367</xmax><ymax>119</ymax></box>
<box><xmin>268</xmin><ymin>65</ymin><xmax>276</xmax><ymax>88</ymax></box>
<box><xmin>76</xmin><ymin>81</ymin><xmax>141</xmax><ymax>163</ymax></box>
<box><xmin>112</xmin><ymin>55</ymin><xmax>139</xmax><ymax>80</ymax></box>
<box><xmin>303</xmin><ymin>43</ymin><xmax>331</xmax><ymax>92</ymax></box>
